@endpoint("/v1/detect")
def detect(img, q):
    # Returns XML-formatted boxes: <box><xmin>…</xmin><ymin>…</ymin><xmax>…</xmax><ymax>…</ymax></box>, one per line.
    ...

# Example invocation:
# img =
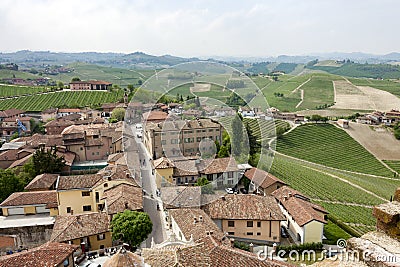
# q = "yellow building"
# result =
<box><xmin>0</xmin><ymin>191</ymin><xmax>58</xmax><ymax>217</ymax></box>
<box><xmin>205</xmin><ymin>194</ymin><xmax>286</xmax><ymax>244</ymax></box>
<box><xmin>56</xmin><ymin>165</ymin><xmax>142</xmax><ymax>216</ymax></box>
<box><xmin>50</xmin><ymin>212</ymin><xmax>112</xmax><ymax>251</ymax></box>
<box><xmin>272</xmin><ymin>186</ymin><xmax>328</xmax><ymax>244</ymax></box>
<box><xmin>153</xmin><ymin>157</ymin><xmax>174</xmax><ymax>188</ymax></box>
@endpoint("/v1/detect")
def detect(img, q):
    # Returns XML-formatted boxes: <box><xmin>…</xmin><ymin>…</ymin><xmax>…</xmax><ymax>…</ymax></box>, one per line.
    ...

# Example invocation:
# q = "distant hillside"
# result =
<box><xmin>308</xmin><ymin>61</ymin><xmax>400</xmax><ymax>79</ymax></box>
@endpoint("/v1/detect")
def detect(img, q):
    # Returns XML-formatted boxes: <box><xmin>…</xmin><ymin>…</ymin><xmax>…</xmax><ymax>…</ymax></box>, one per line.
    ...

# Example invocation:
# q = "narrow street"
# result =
<box><xmin>128</xmin><ymin>124</ymin><xmax>166</xmax><ymax>248</ymax></box>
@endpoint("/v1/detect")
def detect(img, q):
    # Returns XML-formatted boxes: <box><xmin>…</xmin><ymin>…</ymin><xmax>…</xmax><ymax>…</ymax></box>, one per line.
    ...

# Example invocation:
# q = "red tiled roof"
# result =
<box><xmin>0</xmin><ymin>190</ymin><xmax>57</xmax><ymax>207</ymax></box>
<box><xmin>272</xmin><ymin>186</ymin><xmax>328</xmax><ymax>226</ymax></box>
<box><xmin>0</xmin><ymin>242</ymin><xmax>78</xmax><ymax>267</ymax></box>
<box><xmin>142</xmin><ymin>111</ymin><xmax>168</xmax><ymax>122</ymax></box>
<box><xmin>25</xmin><ymin>173</ymin><xmax>59</xmax><ymax>191</ymax></box>
<box><xmin>101</xmin><ymin>183</ymin><xmax>143</xmax><ymax>214</ymax></box>
<box><xmin>244</xmin><ymin>167</ymin><xmax>287</xmax><ymax>189</ymax></box>
<box><xmin>153</xmin><ymin>157</ymin><xmax>175</xmax><ymax>169</ymax></box>
<box><xmin>200</xmin><ymin>157</ymin><xmax>238</xmax><ymax>175</ymax></box>
<box><xmin>169</xmin><ymin>208</ymin><xmax>225</xmax><ymax>242</ymax></box>
<box><xmin>58</xmin><ymin>108</ymin><xmax>81</xmax><ymax>113</ymax></box>
<box><xmin>205</xmin><ymin>194</ymin><xmax>285</xmax><ymax>221</ymax></box>
<box><xmin>45</xmin><ymin>118</ymin><xmax>74</xmax><ymax>127</ymax></box>
<box><xmin>0</xmin><ymin>109</ymin><xmax>25</xmax><ymax>118</ymax></box>
<box><xmin>50</xmin><ymin>212</ymin><xmax>110</xmax><ymax>242</ymax></box>
<box><xmin>57</xmin><ymin>174</ymin><xmax>102</xmax><ymax>190</ymax></box>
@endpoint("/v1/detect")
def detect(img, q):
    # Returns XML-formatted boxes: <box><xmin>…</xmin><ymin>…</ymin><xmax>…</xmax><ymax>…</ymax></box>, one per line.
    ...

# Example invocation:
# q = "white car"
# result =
<box><xmin>225</xmin><ymin>188</ymin><xmax>234</xmax><ymax>194</ymax></box>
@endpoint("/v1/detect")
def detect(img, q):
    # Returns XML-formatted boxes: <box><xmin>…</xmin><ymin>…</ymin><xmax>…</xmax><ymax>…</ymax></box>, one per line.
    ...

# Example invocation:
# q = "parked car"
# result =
<box><xmin>281</xmin><ymin>226</ymin><xmax>289</xmax><ymax>238</ymax></box>
<box><xmin>225</xmin><ymin>188</ymin><xmax>234</xmax><ymax>194</ymax></box>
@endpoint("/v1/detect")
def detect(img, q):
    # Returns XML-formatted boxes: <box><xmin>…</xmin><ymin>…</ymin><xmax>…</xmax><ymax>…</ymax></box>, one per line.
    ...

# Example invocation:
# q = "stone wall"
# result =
<box><xmin>372</xmin><ymin>187</ymin><xmax>400</xmax><ymax>241</ymax></box>
<box><xmin>0</xmin><ymin>224</ymin><xmax>53</xmax><ymax>255</ymax></box>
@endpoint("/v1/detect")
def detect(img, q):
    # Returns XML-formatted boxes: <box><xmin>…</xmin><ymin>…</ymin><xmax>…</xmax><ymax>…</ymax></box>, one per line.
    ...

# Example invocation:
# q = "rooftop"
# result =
<box><xmin>160</xmin><ymin>186</ymin><xmax>201</xmax><ymax>208</ymax></box>
<box><xmin>101</xmin><ymin>183</ymin><xmax>143</xmax><ymax>214</ymax></box>
<box><xmin>244</xmin><ymin>167</ymin><xmax>287</xmax><ymax>189</ymax></box>
<box><xmin>205</xmin><ymin>194</ymin><xmax>286</xmax><ymax>221</ymax></box>
<box><xmin>57</xmin><ymin>174</ymin><xmax>102</xmax><ymax>190</ymax></box>
<box><xmin>0</xmin><ymin>190</ymin><xmax>57</xmax><ymax>208</ymax></box>
<box><xmin>169</xmin><ymin>208</ymin><xmax>225</xmax><ymax>242</ymax></box>
<box><xmin>0</xmin><ymin>214</ymin><xmax>55</xmax><ymax>229</ymax></box>
<box><xmin>272</xmin><ymin>186</ymin><xmax>328</xmax><ymax>226</ymax></box>
<box><xmin>24</xmin><ymin>173</ymin><xmax>59</xmax><ymax>191</ymax></box>
<box><xmin>51</xmin><ymin>212</ymin><xmax>110</xmax><ymax>242</ymax></box>
<box><xmin>0</xmin><ymin>242</ymin><xmax>78</xmax><ymax>267</ymax></box>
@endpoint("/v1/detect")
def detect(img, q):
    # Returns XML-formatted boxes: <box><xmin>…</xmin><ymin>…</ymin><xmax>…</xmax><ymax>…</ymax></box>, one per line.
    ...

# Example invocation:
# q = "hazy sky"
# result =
<box><xmin>0</xmin><ymin>0</ymin><xmax>398</xmax><ymax>57</ymax></box>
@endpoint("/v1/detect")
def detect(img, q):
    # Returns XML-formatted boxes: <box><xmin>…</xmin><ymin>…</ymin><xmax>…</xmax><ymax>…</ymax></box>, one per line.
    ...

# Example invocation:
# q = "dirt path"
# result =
<box><xmin>295</xmin><ymin>89</ymin><xmax>304</xmax><ymax>108</ymax></box>
<box><xmin>344</xmin><ymin>122</ymin><xmax>400</xmax><ymax>161</ymax></box>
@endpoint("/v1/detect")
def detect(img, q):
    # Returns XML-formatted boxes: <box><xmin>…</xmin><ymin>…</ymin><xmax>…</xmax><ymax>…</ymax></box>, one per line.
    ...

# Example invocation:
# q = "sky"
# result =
<box><xmin>0</xmin><ymin>0</ymin><xmax>399</xmax><ymax>57</ymax></box>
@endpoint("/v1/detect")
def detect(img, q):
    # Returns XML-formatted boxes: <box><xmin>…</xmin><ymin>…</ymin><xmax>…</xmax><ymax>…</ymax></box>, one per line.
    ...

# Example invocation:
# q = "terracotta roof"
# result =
<box><xmin>58</xmin><ymin>108</ymin><xmax>81</xmax><ymax>113</ymax></box>
<box><xmin>161</xmin><ymin>186</ymin><xmax>202</xmax><ymax>209</ymax></box>
<box><xmin>153</xmin><ymin>157</ymin><xmax>175</xmax><ymax>169</ymax></box>
<box><xmin>57</xmin><ymin>174</ymin><xmax>102</xmax><ymax>190</ymax></box>
<box><xmin>103</xmin><ymin>248</ymin><xmax>145</xmax><ymax>267</ymax></box>
<box><xmin>8</xmin><ymin>154</ymin><xmax>33</xmax><ymax>169</ymax></box>
<box><xmin>169</xmin><ymin>208</ymin><xmax>225</xmax><ymax>242</ymax></box>
<box><xmin>142</xmin><ymin>110</ymin><xmax>168</xmax><ymax>122</ymax></box>
<box><xmin>142</xmin><ymin>242</ymin><xmax>210</xmax><ymax>267</ymax></box>
<box><xmin>0</xmin><ymin>109</ymin><xmax>25</xmax><ymax>118</ymax></box>
<box><xmin>244</xmin><ymin>167</ymin><xmax>287</xmax><ymax>189</ymax></box>
<box><xmin>25</xmin><ymin>173</ymin><xmax>59</xmax><ymax>191</ymax></box>
<box><xmin>199</xmin><ymin>157</ymin><xmax>238</xmax><ymax>175</ymax></box>
<box><xmin>145</xmin><ymin>118</ymin><xmax>221</xmax><ymax>132</ymax></box>
<box><xmin>102</xmin><ymin>183</ymin><xmax>143</xmax><ymax>214</ymax></box>
<box><xmin>107</xmin><ymin>153</ymin><xmax>124</xmax><ymax>163</ymax></box>
<box><xmin>0</xmin><ymin>150</ymin><xmax>19</xmax><ymax>161</ymax></box>
<box><xmin>62</xmin><ymin>113</ymin><xmax>81</xmax><ymax>121</ymax></box>
<box><xmin>15</xmin><ymin>134</ymin><xmax>63</xmax><ymax>148</ymax></box>
<box><xmin>56</xmin><ymin>150</ymin><xmax>75</xmax><ymax>166</ymax></box>
<box><xmin>44</xmin><ymin>118</ymin><xmax>74</xmax><ymax>127</ymax></box>
<box><xmin>0</xmin><ymin>235</ymin><xmax>16</xmax><ymax>249</ymax></box>
<box><xmin>173</xmin><ymin>159</ymin><xmax>199</xmax><ymax>177</ymax></box>
<box><xmin>3</xmin><ymin>116</ymin><xmax>32</xmax><ymax>122</ymax></box>
<box><xmin>0</xmin><ymin>242</ymin><xmax>78</xmax><ymax>267</ymax></box>
<box><xmin>50</xmin><ymin>212</ymin><xmax>110</xmax><ymax>242</ymax></box>
<box><xmin>0</xmin><ymin>190</ymin><xmax>57</xmax><ymax>207</ymax></box>
<box><xmin>41</xmin><ymin>107</ymin><xmax>58</xmax><ymax>114</ymax></box>
<box><xmin>272</xmin><ymin>186</ymin><xmax>328</xmax><ymax>226</ymax></box>
<box><xmin>205</xmin><ymin>194</ymin><xmax>285</xmax><ymax>221</ymax></box>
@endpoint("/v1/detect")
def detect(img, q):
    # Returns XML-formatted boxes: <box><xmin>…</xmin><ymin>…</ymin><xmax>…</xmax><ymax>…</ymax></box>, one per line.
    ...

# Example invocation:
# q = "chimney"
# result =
<box><xmin>221</xmin><ymin>196</ymin><xmax>226</xmax><ymax>201</ymax></box>
<box><xmin>70</xmin><ymin>210</ymin><xmax>74</xmax><ymax>215</ymax></box>
<box><xmin>126</xmin><ymin>172</ymin><xmax>130</xmax><ymax>178</ymax></box>
<box><xmin>288</xmin><ymin>192</ymin><xmax>292</xmax><ymax>198</ymax></box>
<box><xmin>249</xmin><ymin>243</ymin><xmax>254</xmax><ymax>253</ymax></box>
<box><xmin>199</xmin><ymin>215</ymin><xmax>203</xmax><ymax>222</ymax></box>
<box><xmin>193</xmin><ymin>217</ymin><xmax>198</xmax><ymax>224</ymax></box>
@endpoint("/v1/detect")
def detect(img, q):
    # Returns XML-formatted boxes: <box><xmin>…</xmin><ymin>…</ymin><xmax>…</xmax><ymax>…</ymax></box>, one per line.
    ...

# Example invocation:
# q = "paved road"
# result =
<box><xmin>130</xmin><ymin>126</ymin><xmax>166</xmax><ymax>248</ymax></box>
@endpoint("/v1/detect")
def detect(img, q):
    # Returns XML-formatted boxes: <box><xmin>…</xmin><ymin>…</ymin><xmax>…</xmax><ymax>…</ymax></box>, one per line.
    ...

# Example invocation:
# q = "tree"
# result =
<box><xmin>0</xmin><ymin>169</ymin><xmax>25</xmax><ymax>203</ymax></box>
<box><xmin>195</xmin><ymin>177</ymin><xmax>214</xmax><ymax>194</ymax></box>
<box><xmin>57</xmin><ymin>81</ymin><xmax>64</xmax><ymax>89</ymax></box>
<box><xmin>30</xmin><ymin>119</ymin><xmax>45</xmax><ymax>135</ymax></box>
<box><xmin>31</xmin><ymin>147</ymin><xmax>66</xmax><ymax>176</ymax></box>
<box><xmin>217</xmin><ymin>145</ymin><xmax>229</xmax><ymax>158</ymax></box>
<box><xmin>245</xmin><ymin>123</ymin><xmax>260</xmax><ymax>155</ymax></box>
<box><xmin>231</xmin><ymin>114</ymin><xmax>243</xmax><ymax>156</ymax></box>
<box><xmin>194</xmin><ymin>97</ymin><xmax>201</xmax><ymax>107</ymax></box>
<box><xmin>71</xmin><ymin>77</ymin><xmax>81</xmax><ymax>82</ymax></box>
<box><xmin>111</xmin><ymin>210</ymin><xmax>153</xmax><ymax>248</ymax></box>
<box><xmin>111</xmin><ymin>108</ymin><xmax>125</xmax><ymax>121</ymax></box>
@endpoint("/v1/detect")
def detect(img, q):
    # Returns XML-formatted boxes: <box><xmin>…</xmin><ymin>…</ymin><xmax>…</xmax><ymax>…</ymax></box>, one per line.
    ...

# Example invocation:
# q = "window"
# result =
<box><xmin>197</xmin><ymin>137</ymin><xmax>201</xmax><ymax>142</ymax></box>
<box><xmin>228</xmin><ymin>232</ymin><xmax>235</xmax><ymax>235</ymax></box>
<box><xmin>257</xmin><ymin>221</ymin><xmax>261</xmax><ymax>227</ymax></box>
<box><xmin>228</xmin><ymin>221</ymin><xmax>235</xmax><ymax>227</ymax></box>
<box><xmin>80</xmin><ymin>147</ymin><xmax>83</xmax><ymax>151</ymax></box>
<box><xmin>81</xmin><ymin>191</ymin><xmax>90</xmax><ymax>197</ymax></box>
<box><xmin>208</xmin><ymin>129</ymin><xmax>213</xmax><ymax>132</ymax></box>
<box><xmin>247</xmin><ymin>221</ymin><xmax>253</xmax><ymax>227</ymax></box>
<box><xmin>83</xmin><ymin>205</ymin><xmax>92</xmax><ymax>212</ymax></box>
<box><xmin>93</xmin><ymin>135</ymin><xmax>99</xmax><ymax>139</ymax></box>
<box><xmin>97</xmin><ymin>234</ymin><xmax>105</xmax><ymax>240</ymax></box>
<box><xmin>228</xmin><ymin>172</ymin><xmax>233</xmax><ymax>178</ymax></box>
<box><xmin>104</xmin><ymin>183</ymin><xmax>108</xmax><ymax>188</ymax></box>
<box><xmin>96</xmin><ymin>152</ymin><xmax>99</xmax><ymax>155</ymax></box>
<box><xmin>66</xmin><ymin>207</ymin><xmax>71</xmax><ymax>213</ymax></box>
<box><xmin>161</xmin><ymin>140</ymin><xmax>166</xmax><ymax>145</ymax></box>
<box><xmin>257</xmin><ymin>232</ymin><xmax>261</xmax><ymax>236</ymax></box>
<box><xmin>247</xmin><ymin>232</ymin><xmax>253</xmax><ymax>236</ymax></box>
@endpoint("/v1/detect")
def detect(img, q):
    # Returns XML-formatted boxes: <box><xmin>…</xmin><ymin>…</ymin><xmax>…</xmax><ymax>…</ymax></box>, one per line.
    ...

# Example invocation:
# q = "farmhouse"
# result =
<box><xmin>244</xmin><ymin>167</ymin><xmax>287</xmax><ymax>195</ymax></box>
<box><xmin>272</xmin><ymin>186</ymin><xmax>328</xmax><ymax>244</ymax></box>
<box><xmin>69</xmin><ymin>80</ymin><xmax>112</xmax><ymax>90</ymax></box>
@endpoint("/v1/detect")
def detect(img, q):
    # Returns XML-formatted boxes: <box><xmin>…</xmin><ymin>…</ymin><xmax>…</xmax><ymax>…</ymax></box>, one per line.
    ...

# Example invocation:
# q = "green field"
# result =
<box><xmin>297</xmin><ymin>74</ymin><xmax>337</xmax><ymax>110</ymax></box>
<box><xmin>0</xmin><ymin>85</ymin><xmax>48</xmax><ymax>98</ymax></box>
<box><xmin>0</xmin><ymin>90</ymin><xmax>124</xmax><ymax>111</ymax></box>
<box><xmin>383</xmin><ymin>160</ymin><xmax>400</xmax><ymax>174</ymax></box>
<box><xmin>267</xmin><ymin>154</ymin><xmax>392</xmax><ymax>235</ymax></box>
<box><xmin>276</xmin><ymin>123</ymin><xmax>393</xmax><ymax>176</ymax></box>
<box><xmin>347</xmin><ymin>77</ymin><xmax>400</xmax><ymax>97</ymax></box>
<box><xmin>0</xmin><ymin>69</ymin><xmax>40</xmax><ymax>80</ymax></box>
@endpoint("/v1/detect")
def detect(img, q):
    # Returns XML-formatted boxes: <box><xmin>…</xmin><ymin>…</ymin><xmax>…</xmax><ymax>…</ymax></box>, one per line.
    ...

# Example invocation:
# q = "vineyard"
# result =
<box><xmin>0</xmin><ymin>85</ymin><xmax>48</xmax><ymax>98</ymax></box>
<box><xmin>267</xmin><ymin>154</ymin><xmax>394</xmax><ymax>235</ymax></box>
<box><xmin>0</xmin><ymin>90</ymin><xmax>124</xmax><ymax>111</ymax></box>
<box><xmin>383</xmin><ymin>160</ymin><xmax>400</xmax><ymax>174</ymax></box>
<box><xmin>276</xmin><ymin>123</ymin><xmax>394</xmax><ymax>177</ymax></box>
